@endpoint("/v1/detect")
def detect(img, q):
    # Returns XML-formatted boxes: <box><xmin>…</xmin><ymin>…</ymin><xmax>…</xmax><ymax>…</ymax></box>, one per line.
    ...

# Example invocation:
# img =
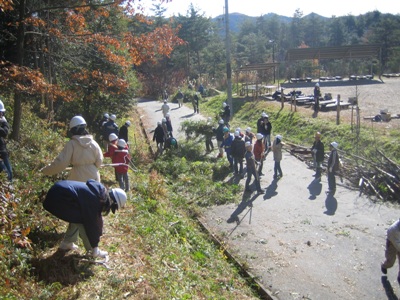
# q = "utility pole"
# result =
<box><xmin>225</xmin><ymin>0</ymin><xmax>232</xmax><ymax>115</ymax></box>
<box><xmin>269</xmin><ymin>40</ymin><xmax>276</xmax><ymax>83</ymax></box>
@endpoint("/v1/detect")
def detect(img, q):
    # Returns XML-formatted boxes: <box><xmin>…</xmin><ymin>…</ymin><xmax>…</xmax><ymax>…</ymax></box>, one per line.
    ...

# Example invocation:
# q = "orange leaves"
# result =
<box><xmin>0</xmin><ymin>0</ymin><xmax>14</xmax><ymax>12</ymax></box>
<box><xmin>124</xmin><ymin>24</ymin><xmax>184</xmax><ymax>65</ymax></box>
<box><xmin>65</xmin><ymin>11</ymin><xmax>88</xmax><ymax>35</ymax></box>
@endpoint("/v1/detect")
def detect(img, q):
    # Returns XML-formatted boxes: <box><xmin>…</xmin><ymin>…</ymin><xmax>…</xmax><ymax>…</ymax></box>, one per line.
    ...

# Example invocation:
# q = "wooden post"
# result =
<box><xmin>336</xmin><ymin>94</ymin><xmax>341</xmax><ymax>125</ymax></box>
<box><xmin>351</xmin><ymin>106</ymin><xmax>354</xmax><ymax>132</ymax></box>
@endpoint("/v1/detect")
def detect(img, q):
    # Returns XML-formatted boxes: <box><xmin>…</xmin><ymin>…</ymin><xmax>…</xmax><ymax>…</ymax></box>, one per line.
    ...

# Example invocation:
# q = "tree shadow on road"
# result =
<box><xmin>263</xmin><ymin>178</ymin><xmax>278</xmax><ymax>200</ymax></box>
<box><xmin>381</xmin><ymin>276</ymin><xmax>399</xmax><ymax>300</ymax></box>
<box><xmin>179</xmin><ymin>113</ymin><xmax>196</xmax><ymax>119</ymax></box>
<box><xmin>324</xmin><ymin>194</ymin><xmax>338</xmax><ymax>215</ymax></box>
<box><xmin>308</xmin><ymin>179</ymin><xmax>322</xmax><ymax>200</ymax></box>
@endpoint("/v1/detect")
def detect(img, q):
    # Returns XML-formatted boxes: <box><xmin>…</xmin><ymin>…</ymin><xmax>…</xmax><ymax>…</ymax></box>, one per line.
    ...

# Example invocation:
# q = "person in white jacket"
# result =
<box><xmin>42</xmin><ymin>116</ymin><xmax>103</xmax><ymax>182</ymax></box>
<box><xmin>41</xmin><ymin>116</ymin><xmax>104</xmax><ymax>252</ymax></box>
<box><xmin>381</xmin><ymin>219</ymin><xmax>400</xmax><ymax>283</ymax></box>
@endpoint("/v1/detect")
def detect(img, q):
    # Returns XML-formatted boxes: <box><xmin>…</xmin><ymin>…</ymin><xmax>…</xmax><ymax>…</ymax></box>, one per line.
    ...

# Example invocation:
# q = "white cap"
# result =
<box><xmin>261</xmin><ymin>112</ymin><xmax>267</xmax><ymax>118</ymax></box>
<box><xmin>315</xmin><ymin>83</ymin><xmax>320</xmax><ymax>87</ymax></box>
<box><xmin>218</xmin><ymin>119</ymin><xmax>224</xmax><ymax>124</ymax></box>
<box><xmin>125</xmin><ymin>121</ymin><xmax>131</xmax><ymax>126</ymax></box>
<box><xmin>245</xmin><ymin>141</ymin><xmax>252</xmax><ymax>147</ymax></box>
<box><xmin>110</xmin><ymin>188</ymin><xmax>127</xmax><ymax>209</ymax></box>
<box><xmin>330</xmin><ymin>141</ymin><xmax>338</xmax><ymax>149</ymax></box>
<box><xmin>246</xmin><ymin>127</ymin><xmax>251</xmax><ymax>133</ymax></box>
<box><xmin>234</xmin><ymin>130</ymin><xmax>240</xmax><ymax>137</ymax></box>
<box><xmin>110</xmin><ymin>114</ymin><xmax>116</xmax><ymax>121</ymax></box>
<box><xmin>108</xmin><ymin>133</ymin><xmax>118</xmax><ymax>142</ymax></box>
<box><xmin>256</xmin><ymin>133</ymin><xmax>263</xmax><ymax>140</ymax></box>
<box><xmin>162</xmin><ymin>118</ymin><xmax>166</xmax><ymax>123</ymax></box>
<box><xmin>69</xmin><ymin>116</ymin><xmax>86</xmax><ymax>129</ymax></box>
<box><xmin>223</xmin><ymin>102</ymin><xmax>227</xmax><ymax>108</ymax></box>
<box><xmin>117</xmin><ymin>139</ymin><xmax>127</xmax><ymax>148</ymax></box>
<box><xmin>276</xmin><ymin>135</ymin><xmax>282</xmax><ymax>140</ymax></box>
<box><xmin>157</xmin><ymin>121</ymin><xmax>161</xmax><ymax>125</ymax></box>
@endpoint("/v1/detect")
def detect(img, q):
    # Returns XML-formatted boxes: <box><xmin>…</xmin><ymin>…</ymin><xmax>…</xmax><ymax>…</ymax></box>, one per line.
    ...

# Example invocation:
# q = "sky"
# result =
<box><xmin>145</xmin><ymin>0</ymin><xmax>399</xmax><ymax>18</ymax></box>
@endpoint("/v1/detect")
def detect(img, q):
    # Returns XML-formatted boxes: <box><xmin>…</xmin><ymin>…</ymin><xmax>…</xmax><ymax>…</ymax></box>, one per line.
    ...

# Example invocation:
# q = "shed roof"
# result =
<box><xmin>285</xmin><ymin>45</ymin><xmax>381</xmax><ymax>61</ymax></box>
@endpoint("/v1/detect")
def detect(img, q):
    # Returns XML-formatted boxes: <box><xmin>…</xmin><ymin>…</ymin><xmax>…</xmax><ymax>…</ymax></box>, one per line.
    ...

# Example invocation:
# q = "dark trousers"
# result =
<box><xmin>233</xmin><ymin>158</ymin><xmax>243</xmax><ymax>174</ymax></box>
<box><xmin>245</xmin><ymin>168</ymin><xmax>261</xmax><ymax>191</ymax></box>
<box><xmin>328</xmin><ymin>171</ymin><xmax>336</xmax><ymax>192</ymax></box>
<box><xmin>206</xmin><ymin>138</ymin><xmax>214</xmax><ymax>152</ymax></box>
<box><xmin>274</xmin><ymin>161</ymin><xmax>282</xmax><ymax>177</ymax></box>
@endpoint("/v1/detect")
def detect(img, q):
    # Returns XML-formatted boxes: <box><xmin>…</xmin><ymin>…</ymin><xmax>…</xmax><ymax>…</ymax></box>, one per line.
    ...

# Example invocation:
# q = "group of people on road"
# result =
<box><xmin>153</xmin><ymin>101</ymin><xmax>177</xmax><ymax>156</ymax></box>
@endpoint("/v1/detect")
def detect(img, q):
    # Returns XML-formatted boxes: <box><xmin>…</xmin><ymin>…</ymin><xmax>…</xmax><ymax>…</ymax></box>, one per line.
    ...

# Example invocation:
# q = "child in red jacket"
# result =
<box><xmin>111</xmin><ymin>139</ymin><xmax>131</xmax><ymax>191</ymax></box>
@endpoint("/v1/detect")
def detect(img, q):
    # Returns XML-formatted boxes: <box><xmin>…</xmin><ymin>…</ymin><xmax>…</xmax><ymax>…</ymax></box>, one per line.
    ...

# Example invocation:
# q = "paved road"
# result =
<box><xmin>137</xmin><ymin>98</ymin><xmax>400</xmax><ymax>300</ymax></box>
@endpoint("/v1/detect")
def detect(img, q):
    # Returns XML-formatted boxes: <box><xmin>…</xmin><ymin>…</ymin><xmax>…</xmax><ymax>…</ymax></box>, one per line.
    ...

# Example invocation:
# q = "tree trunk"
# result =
<box><xmin>10</xmin><ymin>0</ymin><xmax>26</xmax><ymax>141</ymax></box>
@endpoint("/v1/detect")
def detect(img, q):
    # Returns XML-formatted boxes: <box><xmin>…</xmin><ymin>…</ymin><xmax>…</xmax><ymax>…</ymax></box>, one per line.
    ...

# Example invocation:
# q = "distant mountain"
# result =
<box><xmin>212</xmin><ymin>12</ymin><xmax>327</xmax><ymax>34</ymax></box>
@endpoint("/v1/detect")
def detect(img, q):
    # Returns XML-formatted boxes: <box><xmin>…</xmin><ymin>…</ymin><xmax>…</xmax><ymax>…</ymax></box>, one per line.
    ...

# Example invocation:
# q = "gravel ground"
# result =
<box><xmin>137</xmin><ymin>79</ymin><xmax>400</xmax><ymax>299</ymax></box>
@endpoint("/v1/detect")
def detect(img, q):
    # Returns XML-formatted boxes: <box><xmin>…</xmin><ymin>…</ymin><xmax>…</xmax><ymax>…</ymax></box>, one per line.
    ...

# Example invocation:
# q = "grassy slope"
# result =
<box><xmin>0</xmin><ymin>107</ymin><xmax>257</xmax><ymax>299</ymax></box>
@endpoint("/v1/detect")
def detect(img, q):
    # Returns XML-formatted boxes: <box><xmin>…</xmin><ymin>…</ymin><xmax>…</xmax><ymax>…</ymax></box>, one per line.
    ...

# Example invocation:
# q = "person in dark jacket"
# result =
<box><xmin>0</xmin><ymin>99</ymin><xmax>12</xmax><ymax>182</ymax></box>
<box><xmin>314</xmin><ymin>83</ymin><xmax>321</xmax><ymax>113</ymax></box>
<box><xmin>118</xmin><ymin>120</ymin><xmax>131</xmax><ymax>143</ymax></box>
<box><xmin>244</xmin><ymin>142</ymin><xmax>264</xmax><ymax>194</ymax></box>
<box><xmin>264</xmin><ymin>115</ymin><xmax>272</xmax><ymax>149</ymax></box>
<box><xmin>165</xmin><ymin>113</ymin><xmax>173</xmax><ymax>137</ymax></box>
<box><xmin>327</xmin><ymin>142</ymin><xmax>340</xmax><ymax>195</ymax></box>
<box><xmin>214</xmin><ymin>119</ymin><xmax>225</xmax><ymax>158</ymax></box>
<box><xmin>153</xmin><ymin>121</ymin><xmax>165</xmax><ymax>156</ymax></box>
<box><xmin>43</xmin><ymin>180</ymin><xmax>127</xmax><ymax>258</ymax></box>
<box><xmin>231</xmin><ymin>130</ymin><xmax>246</xmax><ymax>176</ymax></box>
<box><xmin>222</xmin><ymin>102</ymin><xmax>231</xmax><ymax>125</ymax></box>
<box><xmin>311</xmin><ymin>132</ymin><xmax>324</xmax><ymax>180</ymax></box>
<box><xmin>102</xmin><ymin>114</ymin><xmax>119</xmax><ymax>151</ymax></box>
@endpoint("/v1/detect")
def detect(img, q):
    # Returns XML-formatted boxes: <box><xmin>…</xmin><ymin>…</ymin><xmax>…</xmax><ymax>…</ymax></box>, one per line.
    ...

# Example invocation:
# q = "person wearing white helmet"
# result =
<box><xmin>43</xmin><ymin>179</ymin><xmax>127</xmax><ymax>257</ymax></box>
<box><xmin>215</xmin><ymin>119</ymin><xmax>225</xmax><ymax>157</ymax></box>
<box><xmin>220</xmin><ymin>127</ymin><xmax>234</xmax><ymax>168</ymax></box>
<box><xmin>153</xmin><ymin>121</ymin><xmax>166</xmax><ymax>156</ymax></box>
<box><xmin>327</xmin><ymin>141</ymin><xmax>340</xmax><ymax>195</ymax></box>
<box><xmin>244</xmin><ymin>127</ymin><xmax>255</xmax><ymax>144</ymax></box>
<box><xmin>118</xmin><ymin>120</ymin><xmax>131</xmax><ymax>143</ymax></box>
<box><xmin>244</xmin><ymin>141</ymin><xmax>264</xmax><ymax>194</ymax></box>
<box><xmin>221</xmin><ymin>101</ymin><xmax>231</xmax><ymax>125</ymax></box>
<box><xmin>103</xmin><ymin>133</ymin><xmax>119</xmax><ymax>180</ymax></box>
<box><xmin>0</xmin><ymin>99</ymin><xmax>12</xmax><ymax>181</ymax></box>
<box><xmin>311</xmin><ymin>132</ymin><xmax>324</xmax><ymax>180</ymax></box>
<box><xmin>165</xmin><ymin>113</ymin><xmax>173</xmax><ymax>137</ymax></box>
<box><xmin>314</xmin><ymin>82</ymin><xmax>322</xmax><ymax>114</ymax></box>
<box><xmin>272</xmin><ymin>135</ymin><xmax>284</xmax><ymax>179</ymax></box>
<box><xmin>102</xmin><ymin>114</ymin><xmax>119</xmax><ymax>151</ymax></box>
<box><xmin>161</xmin><ymin>99</ymin><xmax>170</xmax><ymax>117</ymax></box>
<box><xmin>257</xmin><ymin>113</ymin><xmax>268</xmax><ymax>144</ymax></box>
<box><xmin>231</xmin><ymin>130</ymin><xmax>246</xmax><ymax>176</ymax></box>
<box><xmin>177</xmin><ymin>89</ymin><xmax>184</xmax><ymax>108</ymax></box>
<box><xmin>42</xmin><ymin>115</ymin><xmax>103</xmax><ymax>182</ymax></box>
<box><xmin>254</xmin><ymin>133</ymin><xmax>265</xmax><ymax>176</ymax></box>
<box><xmin>110</xmin><ymin>139</ymin><xmax>131</xmax><ymax>191</ymax></box>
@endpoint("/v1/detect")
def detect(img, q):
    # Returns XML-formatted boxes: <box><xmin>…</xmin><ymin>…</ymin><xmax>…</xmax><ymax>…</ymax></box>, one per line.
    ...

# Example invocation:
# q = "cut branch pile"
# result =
<box><xmin>286</xmin><ymin>142</ymin><xmax>400</xmax><ymax>201</ymax></box>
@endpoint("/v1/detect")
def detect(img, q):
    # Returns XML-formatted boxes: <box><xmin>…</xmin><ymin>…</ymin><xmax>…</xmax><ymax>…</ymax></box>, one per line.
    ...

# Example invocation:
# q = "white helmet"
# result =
<box><xmin>234</xmin><ymin>130</ymin><xmax>240</xmax><ymax>137</ymax></box>
<box><xmin>69</xmin><ymin>116</ymin><xmax>86</xmax><ymax>129</ymax></box>
<box><xmin>162</xmin><ymin>118</ymin><xmax>166</xmax><ymax>123</ymax></box>
<box><xmin>315</xmin><ymin>83</ymin><xmax>320</xmax><ymax>87</ymax></box>
<box><xmin>223</xmin><ymin>102</ymin><xmax>227</xmax><ymax>108</ymax></box>
<box><xmin>276</xmin><ymin>135</ymin><xmax>282</xmax><ymax>140</ymax></box>
<box><xmin>108</xmin><ymin>133</ymin><xmax>118</xmax><ymax>142</ymax></box>
<box><xmin>245</xmin><ymin>141</ymin><xmax>252</xmax><ymax>147</ymax></box>
<box><xmin>246</xmin><ymin>127</ymin><xmax>251</xmax><ymax>133</ymax></box>
<box><xmin>0</xmin><ymin>100</ymin><xmax>5</xmax><ymax>112</ymax></box>
<box><xmin>157</xmin><ymin>121</ymin><xmax>161</xmax><ymax>125</ymax></box>
<box><xmin>125</xmin><ymin>121</ymin><xmax>131</xmax><ymax>126</ymax></box>
<box><xmin>104</xmin><ymin>113</ymin><xmax>109</xmax><ymax>119</ymax></box>
<box><xmin>110</xmin><ymin>188</ymin><xmax>127</xmax><ymax>210</ymax></box>
<box><xmin>117</xmin><ymin>139</ymin><xmax>127</xmax><ymax>148</ymax></box>
<box><xmin>330</xmin><ymin>141</ymin><xmax>338</xmax><ymax>149</ymax></box>
<box><xmin>256</xmin><ymin>133</ymin><xmax>263</xmax><ymax>140</ymax></box>
<box><xmin>218</xmin><ymin>119</ymin><xmax>224</xmax><ymax>125</ymax></box>
<box><xmin>110</xmin><ymin>114</ymin><xmax>116</xmax><ymax>121</ymax></box>
<box><xmin>261</xmin><ymin>112</ymin><xmax>267</xmax><ymax>118</ymax></box>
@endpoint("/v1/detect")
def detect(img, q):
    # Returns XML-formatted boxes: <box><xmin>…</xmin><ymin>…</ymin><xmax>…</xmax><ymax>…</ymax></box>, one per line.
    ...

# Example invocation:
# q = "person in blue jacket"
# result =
<box><xmin>43</xmin><ymin>180</ymin><xmax>127</xmax><ymax>258</ymax></box>
<box><xmin>220</xmin><ymin>127</ymin><xmax>234</xmax><ymax>169</ymax></box>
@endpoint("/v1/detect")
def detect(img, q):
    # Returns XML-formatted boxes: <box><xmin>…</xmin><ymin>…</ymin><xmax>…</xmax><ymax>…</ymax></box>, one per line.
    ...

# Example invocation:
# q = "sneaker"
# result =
<box><xmin>92</xmin><ymin>247</ymin><xmax>108</xmax><ymax>258</ymax></box>
<box><xmin>59</xmin><ymin>241</ymin><xmax>79</xmax><ymax>251</ymax></box>
<box><xmin>381</xmin><ymin>265</ymin><xmax>387</xmax><ymax>274</ymax></box>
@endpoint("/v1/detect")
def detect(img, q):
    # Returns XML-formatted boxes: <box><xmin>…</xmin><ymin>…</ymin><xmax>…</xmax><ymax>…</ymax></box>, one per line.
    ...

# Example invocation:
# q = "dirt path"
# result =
<box><xmin>137</xmin><ymin>97</ymin><xmax>400</xmax><ymax>300</ymax></box>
